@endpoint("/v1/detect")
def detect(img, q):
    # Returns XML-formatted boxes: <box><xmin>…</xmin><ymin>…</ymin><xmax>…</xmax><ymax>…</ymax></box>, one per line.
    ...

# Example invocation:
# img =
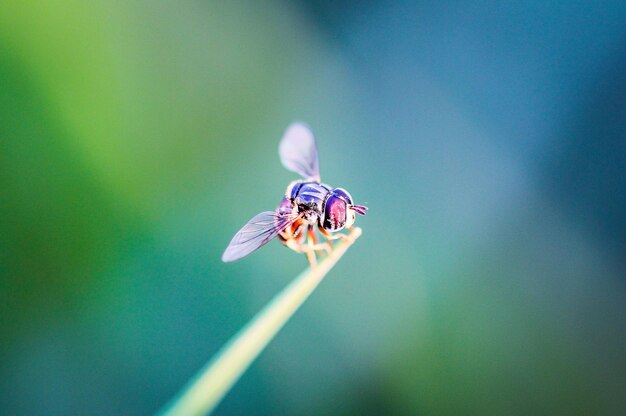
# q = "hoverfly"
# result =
<box><xmin>222</xmin><ymin>122</ymin><xmax>367</xmax><ymax>264</ymax></box>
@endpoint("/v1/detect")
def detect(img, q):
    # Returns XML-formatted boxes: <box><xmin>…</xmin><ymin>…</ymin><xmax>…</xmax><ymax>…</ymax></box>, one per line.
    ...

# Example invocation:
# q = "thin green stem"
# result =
<box><xmin>158</xmin><ymin>227</ymin><xmax>362</xmax><ymax>416</ymax></box>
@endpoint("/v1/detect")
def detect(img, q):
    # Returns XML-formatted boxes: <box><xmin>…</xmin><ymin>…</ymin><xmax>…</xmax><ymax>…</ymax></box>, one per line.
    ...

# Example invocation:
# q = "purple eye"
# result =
<box><xmin>331</xmin><ymin>188</ymin><xmax>353</xmax><ymax>205</ymax></box>
<box><xmin>322</xmin><ymin>195</ymin><xmax>347</xmax><ymax>231</ymax></box>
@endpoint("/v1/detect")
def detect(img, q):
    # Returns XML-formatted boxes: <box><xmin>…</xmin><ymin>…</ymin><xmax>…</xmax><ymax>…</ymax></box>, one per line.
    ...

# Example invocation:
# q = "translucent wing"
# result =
<box><xmin>279</xmin><ymin>122</ymin><xmax>320</xmax><ymax>181</ymax></box>
<box><xmin>222</xmin><ymin>211</ymin><xmax>300</xmax><ymax>262</ymax></box>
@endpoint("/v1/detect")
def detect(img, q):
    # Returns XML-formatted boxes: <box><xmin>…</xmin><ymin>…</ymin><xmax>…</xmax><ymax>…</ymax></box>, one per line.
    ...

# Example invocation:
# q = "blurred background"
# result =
<box><xmin>1</xmin><ymin>1</ymin><xmax>625</xmax><ymax>414</ymax></box>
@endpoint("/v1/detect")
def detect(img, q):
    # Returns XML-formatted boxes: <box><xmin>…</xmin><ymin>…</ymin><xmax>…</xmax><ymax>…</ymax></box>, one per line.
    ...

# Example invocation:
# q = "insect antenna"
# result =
<box><xmin>352</xmin><ymin>205</ymin><xmax>368</xmax><ymax>215</ymax></box>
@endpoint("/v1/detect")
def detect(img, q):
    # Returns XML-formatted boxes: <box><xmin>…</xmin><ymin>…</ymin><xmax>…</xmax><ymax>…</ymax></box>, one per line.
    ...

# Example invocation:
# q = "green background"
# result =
<box><xmin>1</xmin><ymin>1</ymin><xmax>625</xmax><ymax>414</ymax></box>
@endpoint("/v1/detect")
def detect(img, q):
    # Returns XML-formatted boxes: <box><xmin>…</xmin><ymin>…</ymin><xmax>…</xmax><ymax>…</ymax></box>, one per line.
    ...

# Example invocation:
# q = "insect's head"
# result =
<box><xmin>321</xmin><ymin>188</ymin><xmax>368</xmax><ymax>232</ymax></box>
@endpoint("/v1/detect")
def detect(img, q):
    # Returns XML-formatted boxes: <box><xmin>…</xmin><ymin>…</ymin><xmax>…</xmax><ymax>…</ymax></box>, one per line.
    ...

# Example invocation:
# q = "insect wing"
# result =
<box><xmin>279</xmin><ymin>122</ymin><xmax>320</xmax><ymax>181</ymax></box>
<box><xmin>222</xmin><ymin>211</ymin><xmax>299</xmax><ymax>262</ymax></box>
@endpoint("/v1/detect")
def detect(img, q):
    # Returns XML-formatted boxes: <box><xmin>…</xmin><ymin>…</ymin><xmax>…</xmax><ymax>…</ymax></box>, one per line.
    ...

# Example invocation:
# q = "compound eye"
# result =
<box><xmin>323</xmin><ymin>195</ymin><xmax>347</xmax><ymax>231</ymax></box>
<box><xmin>332</xmin><ymin>188</ymin><xmax>353</xmax><ymax>205</ymax></box>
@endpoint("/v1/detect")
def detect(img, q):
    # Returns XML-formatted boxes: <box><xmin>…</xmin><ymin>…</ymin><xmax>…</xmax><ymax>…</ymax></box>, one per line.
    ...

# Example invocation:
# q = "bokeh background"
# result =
<box><xmin>1</xmin><ymin>1</ymin><xmax>625</xmax><ymax>415</ymax></box>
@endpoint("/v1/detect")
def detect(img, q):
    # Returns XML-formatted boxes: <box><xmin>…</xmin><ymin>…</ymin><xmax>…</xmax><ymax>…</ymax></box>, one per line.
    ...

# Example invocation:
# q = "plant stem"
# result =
<box><xmin>158</xmin><ymin>227</ymin><xmax>362</xmax><ymax>416</ymax></box>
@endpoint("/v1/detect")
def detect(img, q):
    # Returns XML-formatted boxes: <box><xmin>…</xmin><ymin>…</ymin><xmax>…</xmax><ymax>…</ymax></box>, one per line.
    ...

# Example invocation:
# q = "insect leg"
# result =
<box><xmin>284</xmin><ymin>237</ymin><xmax>330</xmax><ymax>255</ymax></box>
<box><xmin>308</xmin><ymin>225</ymin><xmax>332</xmax><ymax>256</ymax></box>
<box><xmin>305</xmin><ymin>247</ymin><xmax>317</xmax><ymax>267</ymax></box>
<box><xmin>319</xmin><ymin>226</ymin><xmax>356</xmax><ymax>244</ymax></box>
<box><xmin>301</xmin><ymin>225</ymin><xmax>315</xmax><ymax>267</ymax></box>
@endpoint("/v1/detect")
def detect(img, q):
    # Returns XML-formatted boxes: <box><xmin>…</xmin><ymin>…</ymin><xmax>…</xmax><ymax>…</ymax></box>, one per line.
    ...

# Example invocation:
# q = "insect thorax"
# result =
<box><xmin>293</xmin><ymin>181</ymin><xmax>331</xmax><ymax>212</ymax></box>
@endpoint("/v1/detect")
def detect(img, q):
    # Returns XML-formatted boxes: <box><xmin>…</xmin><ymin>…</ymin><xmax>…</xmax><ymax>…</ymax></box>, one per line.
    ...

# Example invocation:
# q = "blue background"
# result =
<box><xmin>1</xmin><ymin>1</ymin><xmax>625</xmax><ymax>414</ymax></box>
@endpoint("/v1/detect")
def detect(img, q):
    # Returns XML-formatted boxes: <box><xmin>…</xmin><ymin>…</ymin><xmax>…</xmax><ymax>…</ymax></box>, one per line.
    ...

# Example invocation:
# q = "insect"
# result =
<box><xmin>222</xmin><ymin>122</ymin><xmax>367</xmax><ymax>264</ymax></box>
